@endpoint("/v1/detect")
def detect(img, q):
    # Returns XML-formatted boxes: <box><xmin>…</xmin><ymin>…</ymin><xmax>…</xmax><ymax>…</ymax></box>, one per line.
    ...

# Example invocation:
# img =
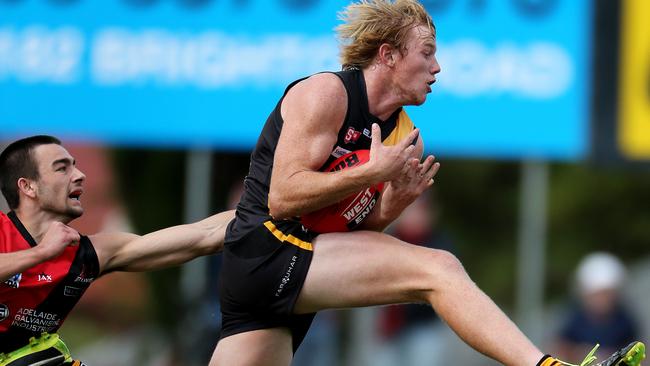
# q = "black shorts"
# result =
<box><xmin>219</xmin><ymin>219</ymin><xmax>318</xmax><ymax>352</ymax></box>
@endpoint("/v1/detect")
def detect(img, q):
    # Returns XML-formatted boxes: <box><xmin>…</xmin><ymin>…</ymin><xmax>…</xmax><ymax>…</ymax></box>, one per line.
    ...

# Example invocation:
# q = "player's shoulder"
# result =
<box><xmin>0</xmin><ymin>212</ymin><xmax>13</xmax><ymax>245</ymax></box>
<box><xmin>88</xmin><ymin>231</ymin><xmax>138</xmax><ymax>251</ymax></box>
<box><xmin>0</xmin><ymin>212</ymin><xmax>7</xmax><ymax>249</ymax></box>
<box><xmin>88</xmin><ymin>231</ymin><xmax>139</xmax><ymax>269</ymax></box>
<box><xmin>281</xmin><ymin>71</ymin><xmax>348</xmax><ymax>132</ymax></box>
<box><xmin>288</xmin><ymin>72</ymin><xmax>347</xmax><ymax>104</ymax></box>
<box><xmin>304</xmin><ymin>72</ymin><xmax>344</xmax><ymax>87</ymax></box>
<box><xmin>0</xmin><ymin>211</ymin><xmax>10</xmax><ymax>225</ymax></box>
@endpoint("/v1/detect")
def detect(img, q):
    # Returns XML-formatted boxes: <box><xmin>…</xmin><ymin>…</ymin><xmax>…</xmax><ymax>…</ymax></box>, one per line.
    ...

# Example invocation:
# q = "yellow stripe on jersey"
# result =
<box><xmin>538</xmin><ymin>357</ymin><xmax>561</xmax><ymax>366</ymax></box>
<box><xmin>263</xmin><ymin>221</ymin><xmax>314</xmax><ymax>251</ymax></box>
<box><xmin>382</xmin><ymin>110</ymin><xmax>415</xmax><ymax>146</ymax></box>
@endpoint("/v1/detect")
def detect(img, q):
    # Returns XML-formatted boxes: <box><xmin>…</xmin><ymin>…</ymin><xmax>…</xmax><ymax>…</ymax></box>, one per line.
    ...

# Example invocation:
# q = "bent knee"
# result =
<box><xmin>415</xmin><ymin>249</ymin><xmax>469</xmax><ymax>297</ymax></box>
<box><xmin>433</xmin><ymin>249</ymin><xmax>467</xmax><ymax>277</ymax></box>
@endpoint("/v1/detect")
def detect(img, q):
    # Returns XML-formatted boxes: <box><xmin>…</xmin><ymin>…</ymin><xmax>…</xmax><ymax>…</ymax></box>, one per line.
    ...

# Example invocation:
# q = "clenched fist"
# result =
<box><xmin>38</xmin><ymin>222</ymin><xmax>80</xmax><ymax>260</ymax></box>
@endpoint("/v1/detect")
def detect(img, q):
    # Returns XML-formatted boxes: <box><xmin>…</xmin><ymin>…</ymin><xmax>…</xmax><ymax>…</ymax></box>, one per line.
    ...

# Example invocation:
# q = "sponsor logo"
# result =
<box><xmin>331</xmin><ymin>146</ymin><xmax>352</xmax><ymax>158</ymax></box>
<box><xmin>64</xmin><ymin>286</ymin><xmax>82</xmax><ymax>297</ymax></box>
<box><xmin>75</xmin><ymin>265</ymin><xmax>95</xmax><ymax>284</ymax></box>
<box><xmin>11</xmin><ymin>308</ymin><xmax>60</xmax><ymax>333</ymax></box>
<box><xmin>38</xmin><ymin>272</ymin><xmax>52</xmax><ymax>282</ymax></box>
<box><xmin>275</xmin><ymin>255</ymin><xmax>297</xmax><ymax>297</ymax></box>
<box><xmin>0</xmin><ymin>304</ymin><xmax>9</xmax><ymax>321</ymax></box>
<box><xmin>328</xmin><ymin>152</ymin><xmax>360</xmax><ymax>172</ymax></box>
<box><xmin>363</xmin><ymin>128</ymin><xmax>371</xmax><ymax>138</ymax></box>
<box><xmin>4</xmin><ymin>273</ymin><xmax>22</xmax><ymax>288</ymax></box>
<box><xmin>342</xmin><ymin>189</ymin><xmax>380</xmax><ymax>229</ymax></box>
<box><xmin>344</xmin><ymin>127</ymin><xmax>362</xmax><ymax>143</ymax></box>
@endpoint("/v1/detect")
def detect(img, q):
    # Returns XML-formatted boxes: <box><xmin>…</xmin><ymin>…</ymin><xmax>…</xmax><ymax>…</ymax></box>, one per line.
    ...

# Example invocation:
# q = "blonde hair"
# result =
<box><xmin>337</xmin><ymin>0</ymin><xmax>435</xmax><ymax>70</ymax></box>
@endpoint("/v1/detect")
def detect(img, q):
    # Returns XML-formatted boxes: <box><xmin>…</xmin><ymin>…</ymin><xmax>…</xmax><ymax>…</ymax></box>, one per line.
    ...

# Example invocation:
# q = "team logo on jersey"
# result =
<box><xmin>4</xmin><ymin>273</ymin><xmax>22</xmax><ymax>288</ymax></box>
<box><xmin>38</xmin><ymin>272</ymin><xmax>52</xmax><ymax>282</ymax></box>
<box><xmin>0</xmin><ymin>304</ymin><xmax>9</xmax><ymax>321</ymax></box>
<box><xmin>344</xmin><ymin>127</ymin><xmax>362</xmax><ymax>143</ymax></box>
<box><xmin>331</xmin><ymin>146</ymin><xmax>352</xmax><ymax>158</ymax></box>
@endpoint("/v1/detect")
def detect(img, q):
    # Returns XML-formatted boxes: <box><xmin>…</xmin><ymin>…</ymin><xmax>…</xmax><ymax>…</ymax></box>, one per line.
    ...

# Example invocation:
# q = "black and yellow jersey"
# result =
<box><xmin>226</xmin><ymin>68</ymin><xmax>415</xmax><ymax>242</ymax></box>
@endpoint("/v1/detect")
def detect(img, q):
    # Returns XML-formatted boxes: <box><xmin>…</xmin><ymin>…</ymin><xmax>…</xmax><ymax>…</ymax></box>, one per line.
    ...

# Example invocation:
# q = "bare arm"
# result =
<box><xmin>0</xmin><ymin>249</ymin><xmax>46</xmax><ymax>282</ymax></box>
<box><xmin>268</xmin><ymin>73</ymin><xmax>420</xmax><ymax>219</ymax></box>
<box><xmin>1</xmin><ymin>222</ymin><xmax>80</xmax><ymax>282</ymax></box>
<box><xmin>91</xmin><ymin>210</ymin><xmax>234</xmax><ymax>274</ymax></box>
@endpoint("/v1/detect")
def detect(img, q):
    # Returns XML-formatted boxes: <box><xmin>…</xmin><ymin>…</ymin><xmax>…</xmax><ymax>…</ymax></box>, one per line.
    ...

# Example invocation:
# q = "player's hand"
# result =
<box><xmin>367</xmin><ymin>123</ymin><xmax>419</xmax><ymax>182</ymax></box>
<box><xmin>387</xmin><ymin>154</ymin><xmax>440</xmax><ymax>201</ymax></box>
<box><xmin>38</xmin><ymin>222</ymin><xmax>80</xmax><ymax>260</ymax></box>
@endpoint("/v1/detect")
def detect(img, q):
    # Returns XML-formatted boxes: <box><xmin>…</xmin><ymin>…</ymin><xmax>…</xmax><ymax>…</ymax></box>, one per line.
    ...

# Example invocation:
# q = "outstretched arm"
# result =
<box><xmin>1</xmin><ymin>221</ymin><xmax>80</xmax><ymax>282</ymax></box>
<box><xmin>91</xmin><ymin>210</ymin><xmax>235</xmax><ymax>274</ymax></box>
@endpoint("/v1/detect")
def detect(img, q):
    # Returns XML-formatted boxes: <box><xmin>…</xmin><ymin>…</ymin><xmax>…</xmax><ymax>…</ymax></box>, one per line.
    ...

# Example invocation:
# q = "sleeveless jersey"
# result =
<box><xmin>0</xmin><ymin>211</ymin><xmax>99</xmax><ymax>353</ymax></box>
<box><xmin>227</xmin><ymin>68</ymin><xmax>416</xmax><ymax>242</ymax></box>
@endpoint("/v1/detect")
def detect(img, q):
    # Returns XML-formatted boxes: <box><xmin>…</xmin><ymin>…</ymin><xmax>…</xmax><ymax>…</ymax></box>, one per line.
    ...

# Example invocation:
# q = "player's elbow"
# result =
<box><xmin>206</xmin><ymin>226</ymin><xmax>226</xmax><ymax>254</ymax></box>
<box><xmin>191</xmin><ymin>223</ymin><xmax>226</xmax><ymax>255</ymax></box>
<box><xmin>268</xmin><ymin>192</ymin><xmax>293</xmax><ymax>219</ymax></box>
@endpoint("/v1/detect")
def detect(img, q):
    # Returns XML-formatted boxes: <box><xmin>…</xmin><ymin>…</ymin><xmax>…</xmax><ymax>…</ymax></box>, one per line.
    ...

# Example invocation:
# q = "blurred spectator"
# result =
<box><xmin>374</xmin><ymin>190</ymin><xmax>455</xmax><ymax>366</ymax></box>
<box><xmin>556</xmin><ymin>252</ymin><xmax>639</xmax><ymax>361</ymax></box>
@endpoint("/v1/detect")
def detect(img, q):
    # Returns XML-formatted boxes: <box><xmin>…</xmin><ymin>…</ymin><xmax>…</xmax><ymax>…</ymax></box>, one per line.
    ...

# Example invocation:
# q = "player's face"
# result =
<box><xmin>393</xmin><ymin>25</ymin><xmax>440</xmax><ymax>106</ymax></box>
<box><xmin>32</xmin><ymin>144</ymin><xmax>86</xmax><ymax>220</ymax></box>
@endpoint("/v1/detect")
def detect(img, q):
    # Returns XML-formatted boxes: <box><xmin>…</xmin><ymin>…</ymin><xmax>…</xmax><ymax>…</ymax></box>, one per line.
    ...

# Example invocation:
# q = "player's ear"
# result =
<box><xmin>378</xmin><ymin>43</ymin><xmax>396</xmax><ymax>67</ymax></box>
<box><xmin>17</xmin><ymin>177</ymin><xmax>37</xmax><ymax>199</ymax></box>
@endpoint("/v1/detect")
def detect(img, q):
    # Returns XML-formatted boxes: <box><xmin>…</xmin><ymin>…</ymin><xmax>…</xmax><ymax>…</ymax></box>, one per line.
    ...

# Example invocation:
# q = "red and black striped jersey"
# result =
<box><xmin>0</xmin><ymin>211</ymin><xmax>99</xmax><ymax>353</ymax></box>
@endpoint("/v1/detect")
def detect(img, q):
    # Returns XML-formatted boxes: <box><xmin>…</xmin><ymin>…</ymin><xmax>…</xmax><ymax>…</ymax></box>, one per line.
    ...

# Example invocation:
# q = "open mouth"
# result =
<box><xmin>426</xmin><ymin>80</ymin><xmax>435</xmax><ymax>92</ymax></box>
<box><xmin>68</xmin><ymin>190</ymin><xmax>82</xmax><ymax>201</ymax></box>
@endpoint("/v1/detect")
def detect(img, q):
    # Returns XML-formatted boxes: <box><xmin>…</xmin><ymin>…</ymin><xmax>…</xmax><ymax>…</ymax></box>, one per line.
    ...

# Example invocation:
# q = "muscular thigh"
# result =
<box><xmin>294</xmin><ymin>230</ymin><xmax>447</xmax><ymax>314</ymax></box>
<box><xmin>210</xmin><ymin>328</ymin><xmax>293</xmax><ymax>366</ymax></box>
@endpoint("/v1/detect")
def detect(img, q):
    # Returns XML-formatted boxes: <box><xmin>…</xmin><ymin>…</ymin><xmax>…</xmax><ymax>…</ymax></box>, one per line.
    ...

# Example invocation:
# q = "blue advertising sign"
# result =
<box><xmin>0</xmin><ymin>0</ymin><xmax>591</xmax><ymax>159</ymax></box>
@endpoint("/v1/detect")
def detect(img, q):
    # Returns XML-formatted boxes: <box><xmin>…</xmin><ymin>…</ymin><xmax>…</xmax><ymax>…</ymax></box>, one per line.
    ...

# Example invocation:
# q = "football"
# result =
<box><xmin>301</xmin><ymin>149</ymin><xmax>384</xmax><ymax>233</ymax></box>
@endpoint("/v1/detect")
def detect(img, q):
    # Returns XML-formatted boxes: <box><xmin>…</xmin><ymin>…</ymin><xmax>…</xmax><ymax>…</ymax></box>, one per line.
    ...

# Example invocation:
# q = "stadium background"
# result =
<box><xmin>1</xmin><ymin>0</ymin><xmax>649</xmax><ymax>364</ymax></box>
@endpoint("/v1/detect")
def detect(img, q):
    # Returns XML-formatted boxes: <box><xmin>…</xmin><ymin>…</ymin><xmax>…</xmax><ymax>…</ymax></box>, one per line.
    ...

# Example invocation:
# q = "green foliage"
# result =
<box><xmin>434</xmin><ymin>159</ymin><xmax>520</xmax><ymax>305</ymax></box>
<box><xmin>546</xmin><ymin>163</ymin><xmax>650</xmax><ymax>298</ymax></box>
<box><xmin>436</xmin><ymin>159</ymin><xmax>650</xmax><ymax>306</ymax></box>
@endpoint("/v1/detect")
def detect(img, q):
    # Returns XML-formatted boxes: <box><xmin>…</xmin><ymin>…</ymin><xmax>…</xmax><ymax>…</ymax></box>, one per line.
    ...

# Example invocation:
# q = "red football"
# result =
<box><xmin>301</xmin><ymin>149</ymin><xmax>384</xmax><ymax>233</ymax></box>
